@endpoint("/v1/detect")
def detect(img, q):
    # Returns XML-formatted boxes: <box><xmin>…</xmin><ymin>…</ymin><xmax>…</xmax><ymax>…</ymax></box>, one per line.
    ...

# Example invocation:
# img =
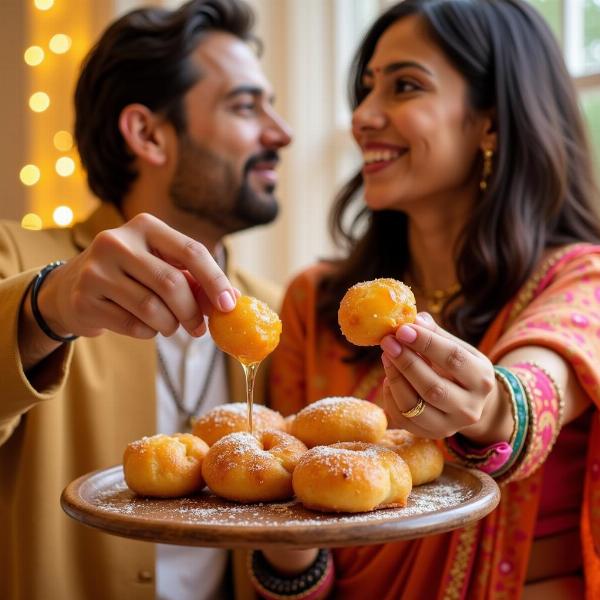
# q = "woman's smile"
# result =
<box><xmin>362</xmin><ymin>142</ymin><xmax>409</xmax><ymax>174</ymax></box>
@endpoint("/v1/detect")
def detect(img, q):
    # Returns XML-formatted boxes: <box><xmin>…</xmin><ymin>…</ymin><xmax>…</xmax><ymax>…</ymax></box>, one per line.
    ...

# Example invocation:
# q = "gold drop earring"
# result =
<box><xmin>479</xmin><ymin>148</ymin><xmax>494</xmax><ymax>191</ymax></box>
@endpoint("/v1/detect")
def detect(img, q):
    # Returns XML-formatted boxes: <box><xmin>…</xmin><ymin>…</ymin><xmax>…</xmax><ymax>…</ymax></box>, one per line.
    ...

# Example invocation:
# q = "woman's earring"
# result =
<box><xmin>479</xmin><ymin>148</ymin><xmax>494</xmax><ymax>191</ymax></box>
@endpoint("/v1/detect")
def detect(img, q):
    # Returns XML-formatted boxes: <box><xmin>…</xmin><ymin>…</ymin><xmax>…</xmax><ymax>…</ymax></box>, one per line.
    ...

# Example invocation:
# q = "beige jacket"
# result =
<box><xmin>0</xmin><ymin>203</ymin><xmax>277</xmax><ymax>600</ymax></box>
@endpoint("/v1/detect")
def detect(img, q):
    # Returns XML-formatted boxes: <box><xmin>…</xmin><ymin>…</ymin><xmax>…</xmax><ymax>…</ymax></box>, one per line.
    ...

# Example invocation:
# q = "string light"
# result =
<box><xmin>34</xmin><ymin>0</ymin><xmax>54</xmax><ymax>10</ymax></box>
<box><xmin>24</xmin><ymin>46</ymin><xmax>45</xmax><ymax>66</ymax></box>
<box><xmin>55</xmin><ymin>157</ymin><xmax>75</xmax><ymax>177</ymax></box>
<box><xmin>24</xmin><ymin>1</ymin><xmax>88</xmax><ymax>230</ymax></box>
<box><xmin>29</xmin><ymin>91</ymin><xmax>50</xmax><ymax>113</ymax></box>
<box><xmin>53</xmin><ymin>205</ymin><xmax>74</xmax><ymax>227</ymax></box>
<box><xmin>21</xmin><ymin>213</ymin><xmax>43</xmax><ymax>230</ymax></box>
<box><xmin>20</xmin><ymin>164</ymin><xmax>41</xmax><ymax>186</ymax></box>
<box><xmin>49</xmin><ymin>34</ymin><xmax>72</xmax><ymax>54</ymax></box>
<box><xmin>53</xmin><ymin>130</ymin><xmax>73</xmax><ymax>151</ymax></box>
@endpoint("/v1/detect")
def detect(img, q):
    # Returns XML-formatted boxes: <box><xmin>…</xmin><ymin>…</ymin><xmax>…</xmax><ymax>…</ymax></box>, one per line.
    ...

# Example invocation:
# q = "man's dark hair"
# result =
<box><xmin>74</xmin><ymin>0</ymin><xmax>256</xmax><ymax>208</ymax></box>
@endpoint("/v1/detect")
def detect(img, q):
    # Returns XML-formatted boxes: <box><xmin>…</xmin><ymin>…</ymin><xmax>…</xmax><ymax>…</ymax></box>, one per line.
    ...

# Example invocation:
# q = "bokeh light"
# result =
<box><xmin>55</xmin><ymin>157</ymin><xmax>75</xmax><ymax>177</ymax></box>
<box><xmin>24</xmin><ymin>46</ymin><xmax>45</xmax><ymax>66</ymax></box>
<box><xmin>21</xmin><ymin>213</ymin><xmax>43</xmax><ymax>230</ymax></box>
<box><xmin>34</xmin><ymin>0</ymin><xmax>54</xmax><ymax>10</ymax></box>
<box><xmin>53</xmin><ymin>205</ymin><xmax>74</xmax><ymax>227</ymax></box>
<box><xmin>29</xmin><ymin>92</ymin><xmax>50</xmax><ymax>113</ymax></box>
<box><xmin>19</xmin><ymin>164</ymin><xmax>41</xmax><ymax>186</ymax></box>
<box><xmin>53</xmin><ymin>130</ymin><xmax>73</xmax><ymax>152</ymax></box>
<box><xmin>49</xmin><ymin>34</ymin><xmax>72</xmax><ymax>54</ymax></box>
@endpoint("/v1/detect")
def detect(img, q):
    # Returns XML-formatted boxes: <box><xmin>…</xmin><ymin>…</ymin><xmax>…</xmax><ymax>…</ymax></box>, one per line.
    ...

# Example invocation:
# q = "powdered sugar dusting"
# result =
<box><xmin>303</xmin><ymin>396</ymin><xmax>360</xmax><ymax>410</ymax></box>
<box><xmin>193</xmin><ymin>402</ymin><xmax>283</xmax><ymax>432</ymax></box>
<box><xmin>298</xmin><ymin>396</ymin><xmax>371</xmax><ymax>419</ymax></box>
<box><xmin>91</xmin><ymin>472</ymin><xmax>471</xmax><ymax>526</ymax></box>
<box><xmin>198</xmin><ymin>402</ymin><xmax>275</xmax><ymax>422</ymax></box>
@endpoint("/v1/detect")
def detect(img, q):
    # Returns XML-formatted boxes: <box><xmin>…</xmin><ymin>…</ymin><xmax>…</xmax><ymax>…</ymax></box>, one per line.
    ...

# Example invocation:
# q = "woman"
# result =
<box><xmin>248</xmin><ymin>1</ymin><xmax>600</xmax><ymax>598</ymax></box>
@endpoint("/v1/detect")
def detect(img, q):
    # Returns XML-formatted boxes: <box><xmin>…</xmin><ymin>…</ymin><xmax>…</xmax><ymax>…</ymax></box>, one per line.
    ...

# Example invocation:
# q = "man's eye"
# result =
<box><xmin>234</xmin><ymin>103</ymin><xmax>257</xmax><ymax>113</ymax></box>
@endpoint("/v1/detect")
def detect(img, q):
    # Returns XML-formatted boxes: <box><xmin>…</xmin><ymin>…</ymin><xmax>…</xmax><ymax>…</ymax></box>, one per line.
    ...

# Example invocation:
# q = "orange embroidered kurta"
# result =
<box><xmin>270</xmin><ymin>245</ymin><xmax>600</xmax><ymax>599</ymax></box>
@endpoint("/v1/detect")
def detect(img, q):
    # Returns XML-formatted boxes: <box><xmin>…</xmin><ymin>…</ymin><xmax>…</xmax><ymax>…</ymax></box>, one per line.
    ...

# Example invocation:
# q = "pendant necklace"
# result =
<box><xmin>157</xmin><ymin>342</ymin><xmax>221</xmax><ymax>430</ymax></box>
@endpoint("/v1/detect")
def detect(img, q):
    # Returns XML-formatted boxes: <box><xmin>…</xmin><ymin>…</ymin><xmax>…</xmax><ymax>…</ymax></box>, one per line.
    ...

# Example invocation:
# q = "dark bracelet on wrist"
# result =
<box><xmin>248</xmin><ymin>548</ymin><xmax>332</xmax><ymax>598</ymax></box>
<box><xmin>30</xmin><ymin>261</ymin><xmax>78</xmax><ymax>343</ymax></box>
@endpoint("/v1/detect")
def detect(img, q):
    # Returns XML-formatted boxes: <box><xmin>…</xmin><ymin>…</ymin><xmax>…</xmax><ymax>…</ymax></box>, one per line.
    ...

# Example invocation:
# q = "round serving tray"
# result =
<box><xmin>61</xmin><ymin>463</ymin><xmax>499</xmax><ymax>549</ymax></box>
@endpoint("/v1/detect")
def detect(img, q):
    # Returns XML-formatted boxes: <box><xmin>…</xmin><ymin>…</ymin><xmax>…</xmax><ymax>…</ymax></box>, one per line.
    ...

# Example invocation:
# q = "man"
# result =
<box><xmin>0</xmin><ymin>1</ymin><xmax>291</xmax><ymax>599</ymax></box>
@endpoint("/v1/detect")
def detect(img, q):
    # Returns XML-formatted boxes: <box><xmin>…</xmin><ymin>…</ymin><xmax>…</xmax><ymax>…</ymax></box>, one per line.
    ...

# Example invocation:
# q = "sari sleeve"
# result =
<box><xmin>270</xmin><ymin>268</ymin><xmax>321</xmax><ymax>417</ymax></box>
<box><xmin>485</xmin><ymin>248</ymin><xmax>600</xmax><ymax>482</ymax></box>
<box><xmin>489</xmin><ymin>247</ymin><xmax>600</xmax><ymax>404</ymax></box>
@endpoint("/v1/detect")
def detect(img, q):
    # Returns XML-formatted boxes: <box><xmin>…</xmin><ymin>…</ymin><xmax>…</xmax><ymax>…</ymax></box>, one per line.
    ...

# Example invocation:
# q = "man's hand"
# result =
<box><xmin>19</xmin><ymin>213</ymin><xmax>237</xmax><ymax>370</ymax></box>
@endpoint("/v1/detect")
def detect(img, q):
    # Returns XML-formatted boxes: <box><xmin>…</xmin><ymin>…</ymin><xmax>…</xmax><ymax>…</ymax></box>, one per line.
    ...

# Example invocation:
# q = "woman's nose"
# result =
<box><xmin>352</xmin><ymin>99</ymin><xmax>387</xmax><ymax>132</ymax></box>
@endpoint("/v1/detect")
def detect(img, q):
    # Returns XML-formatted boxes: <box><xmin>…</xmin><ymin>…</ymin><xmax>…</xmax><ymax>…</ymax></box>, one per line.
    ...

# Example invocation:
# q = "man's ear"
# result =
<box><xmin>118</xmin><ymin>104</ymin><xmax>170</xmax><ymax>166</ymax></box>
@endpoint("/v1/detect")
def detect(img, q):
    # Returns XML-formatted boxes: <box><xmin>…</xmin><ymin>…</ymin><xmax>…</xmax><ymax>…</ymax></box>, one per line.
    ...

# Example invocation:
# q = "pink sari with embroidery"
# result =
<box><xmin>270</xmin><ymin>244</ymin><xmax>600</xmax><ymax>599</ymax></box>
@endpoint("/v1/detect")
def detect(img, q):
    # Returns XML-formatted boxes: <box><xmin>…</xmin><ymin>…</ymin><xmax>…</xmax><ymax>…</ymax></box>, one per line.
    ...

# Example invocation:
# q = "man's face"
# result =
<box><xmin>169</xmin><ymin>32</ymin><xmax>292</xmax><ymax>234</ymax></box>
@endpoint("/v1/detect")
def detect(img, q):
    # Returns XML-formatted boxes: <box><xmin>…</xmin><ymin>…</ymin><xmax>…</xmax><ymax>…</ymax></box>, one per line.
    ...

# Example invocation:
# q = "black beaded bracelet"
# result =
<box><xmin>30</xmin><ymin>261</ymin><xmax>78</xmax><ymax>343</ymax></box>
<box><xmin>248</xmin><ymin>548</ymin><xmax>331</xmax><ymax>598</ymax></box>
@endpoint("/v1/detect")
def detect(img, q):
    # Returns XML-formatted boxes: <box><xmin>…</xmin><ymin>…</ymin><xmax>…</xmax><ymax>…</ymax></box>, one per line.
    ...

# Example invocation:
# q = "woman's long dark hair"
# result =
<box><xmin>319</xmin><ymin>0</ymin><xmax>600</xmax><ymax>360</ymax></box>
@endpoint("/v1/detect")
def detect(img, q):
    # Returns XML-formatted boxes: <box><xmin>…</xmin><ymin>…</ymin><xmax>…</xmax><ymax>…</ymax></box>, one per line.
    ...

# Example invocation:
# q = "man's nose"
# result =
<box><xmin>262</xmin><ymin>111</ymin><xmax>293</xmax><ymax>148</ymax></box>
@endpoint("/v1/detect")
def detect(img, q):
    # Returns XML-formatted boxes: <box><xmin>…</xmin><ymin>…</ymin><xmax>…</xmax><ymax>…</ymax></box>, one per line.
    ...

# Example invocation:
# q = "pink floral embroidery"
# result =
<box><xmin>498</xmin><ymin>561</ymin><xmax>512</xmax><ymax>574</ymax></box>
<box><xmin>571</xmin><ymin>313</ymin><xmax>589</xmax><ymax>327</ymax></box>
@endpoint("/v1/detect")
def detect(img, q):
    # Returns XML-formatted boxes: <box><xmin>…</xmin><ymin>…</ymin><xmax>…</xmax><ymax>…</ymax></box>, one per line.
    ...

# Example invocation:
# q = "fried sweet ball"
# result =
<box><xmin>293</xmin><ymin>442</ymin><xmax>412</xmax><ymax>513</ymax></box>
<box><xmin>290</xmin><ymin>396</ymin><xmax>387</xmax><ymax>448</ymax></box>
<box><xmin>202</xmin><ymin>430</ymin><xmax>307</xmax><ymax>502</ymax></box>
<box><xmin>208</xmin><ymin>295</ymin><xmax>281</xmax><ymax>364</ymax></box>
<box><xmin>192</xmin><ymin>402</ymin><xmax>286</xmax><ymax>446</ymax></box>
<box><xmin>379</xmin><ymin>429</ymin><xmax>444</xmax><ymax>486</ymax></box>
<box><xmin>338</xmin><ymin>278</ymin><xmax>416</xmax><ymax>346</ymax></box>
<box><xmin>123</xmin><ymin>433</ymin><xmax>209</xmax><ymax>498</ymax></box>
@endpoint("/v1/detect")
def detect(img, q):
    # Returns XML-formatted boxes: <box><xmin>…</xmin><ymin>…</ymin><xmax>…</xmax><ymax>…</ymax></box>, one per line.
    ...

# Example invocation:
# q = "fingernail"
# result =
<box><xmin>397</xmin><ymin>325</ymin><xmax>417</xmax><ymax>343</ymax></box>
<box><xmin>218</xmin><ymin>290</ymin><xmax>236</xmax><ymax>311</ymax></box>
<box><xmin>416</xmin><ymin>312</ymin><xmax>433</xmax><ymax>325</ymax></box>
<box><xmin>381</xmin><ymin>353</ymin><xmax>391</xmax><ymax>367</ymax></box>
<box><xmin>192</xmin><ymin>321</ymin><xmax>207</xmax><ymax>337</ymax></box>
<box><xmin>381</xmin><ymin>337</ymin><xmax>402</xmax><ymax>358</ymax></box>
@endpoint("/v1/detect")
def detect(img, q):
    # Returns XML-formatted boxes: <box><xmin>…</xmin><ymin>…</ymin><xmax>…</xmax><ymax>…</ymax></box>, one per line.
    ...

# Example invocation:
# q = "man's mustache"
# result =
<box><xmin>244</xmin><ymin>150</ymin><xmax>280</xmax><ymax>174</ymax></box>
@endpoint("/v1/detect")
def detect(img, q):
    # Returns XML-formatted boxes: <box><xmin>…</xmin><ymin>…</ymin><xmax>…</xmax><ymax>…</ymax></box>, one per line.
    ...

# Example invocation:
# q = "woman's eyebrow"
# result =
<box><xmin>364</xmin><ymin>60</ymin><xmax>433</xmax><ymax>78</ymax></box>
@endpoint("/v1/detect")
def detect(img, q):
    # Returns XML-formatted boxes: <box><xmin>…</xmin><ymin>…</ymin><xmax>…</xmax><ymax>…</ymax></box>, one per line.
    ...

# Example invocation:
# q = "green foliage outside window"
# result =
<box><xmin>582</xmin><ymin>91</ymin><xmax>600</xmax><ymax>174</ymax></box>
<box><xmin>528</xmin><ymin>0</ymin><xmax>600</xmax><ymax>175</ymax></box>
<box><xmin>585</xmin><ymin>0</ymin><xmax>600</xmax><ymax>73</ymax></box>
<box><xmin>528</xmin><ymin>0</ymin><xmax>563</xmax><ymax>42</ymax></box>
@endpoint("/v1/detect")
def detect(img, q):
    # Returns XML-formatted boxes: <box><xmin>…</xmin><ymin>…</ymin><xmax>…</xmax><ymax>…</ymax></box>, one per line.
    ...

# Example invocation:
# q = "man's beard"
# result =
<box><xmin>169</xmin><ymin>135</ymin><xmax>279</xmax><ymax>233</ymax></box>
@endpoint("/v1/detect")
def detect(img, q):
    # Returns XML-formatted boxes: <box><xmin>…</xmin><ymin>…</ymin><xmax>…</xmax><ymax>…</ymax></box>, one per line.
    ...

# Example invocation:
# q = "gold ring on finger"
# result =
<box><xmin>401</xmin><ymin>397</ymin><xmax>426</xmax><ymax>419</ymax></box>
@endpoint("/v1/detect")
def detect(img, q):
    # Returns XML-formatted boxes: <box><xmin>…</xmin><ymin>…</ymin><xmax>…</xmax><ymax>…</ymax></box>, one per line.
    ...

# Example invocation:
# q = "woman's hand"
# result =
<box><xmin>259</xmin><ymin>548</ymin><xmax>319</xmax><ymax>576</ymax></box>
<box><xmin>380</xmin><ymin>312</ymin><xmax>513</xmax><ymax>445</ymax></box>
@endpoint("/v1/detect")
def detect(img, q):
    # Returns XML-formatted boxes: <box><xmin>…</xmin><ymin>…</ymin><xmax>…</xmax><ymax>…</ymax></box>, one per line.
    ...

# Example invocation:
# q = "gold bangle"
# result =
<box><xmin>493</xmin><ymin>368</ymin><xmax>522</xmax><ymax>449</ymax></box>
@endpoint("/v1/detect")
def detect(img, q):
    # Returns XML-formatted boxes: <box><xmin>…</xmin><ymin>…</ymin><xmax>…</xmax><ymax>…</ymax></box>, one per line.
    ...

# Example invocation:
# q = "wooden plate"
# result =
<box><xmin>61</xmin><ymin>463</ymin><xmax>499</xmax><ymax>549</ymax></box>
